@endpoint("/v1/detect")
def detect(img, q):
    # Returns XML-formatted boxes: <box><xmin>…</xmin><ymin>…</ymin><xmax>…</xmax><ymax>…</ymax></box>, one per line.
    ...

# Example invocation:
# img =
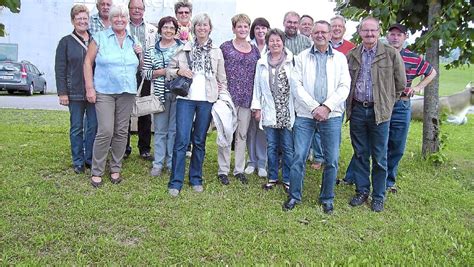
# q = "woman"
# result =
<box><xmin>167</xmin><ymin>13</ymin><xmax>227</xmax><ymax>197</ymax></box>
<box><xmin>251</xmin><ymin>28</ymin><xmax>295</xmax><ymax>192</ymax></box>
<box><xmin>174</xmin><ymin>0</ymin><xmax>193</xmax><ymax>43</ymax></box>
<box><xmin>143</xmin><ymin>16</ymin><xmax>183</xmax><ymax>177</ymax></box>
<box><xmin>55</xmin><ymin>4</ymin><xmax>97</xmax><ymax>174</ymax></box>
<box><xmin>217</xmin><ymin>14</ymin><xmax>260</xmax><ymax>185</ymax></box>
<box><xmin>83</xmin><ymin>4</ymin><xmax>143</xmax><ymax>187</ymax></box>
<box><xmin>245</xmin><ymin>17</ymin><xmax>270</xmax><ymax>178</ymax></box>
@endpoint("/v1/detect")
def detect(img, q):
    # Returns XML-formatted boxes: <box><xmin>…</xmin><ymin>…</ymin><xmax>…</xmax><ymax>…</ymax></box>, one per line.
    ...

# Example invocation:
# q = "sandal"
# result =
<box><xmin>110</xmin><ymin>173</ymin><xmax>122</xmax><ymax>185</ymax></box>
<box><xmin>91</xmin><ymin>176</ymin><xmax>103</xmax><ymax>188</ymax></box>
<box><xmin>262</xmin><ymin>180</ymin><xmax>278</xmax><ymax>190</ymax></box>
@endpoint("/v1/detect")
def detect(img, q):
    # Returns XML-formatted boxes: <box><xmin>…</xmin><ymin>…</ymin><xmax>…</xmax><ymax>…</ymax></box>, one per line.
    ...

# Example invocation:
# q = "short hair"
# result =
<box><xmin>191</xmin><ymin>13</ymin><xmax>213</xmax><ymax>35</ymax></box>
<box><xmin>231</xmin><ymin>13</ymin><xmax>251</xmax><ymax>29</ymax></box>
<box><xmin>359</xmin><ymin>16</ymin><xmax>380</xmax><ymax>31</ymax></box>
<box><xmin>314</xmin><ymin>20</ymin><xmax>331</xmax><ymax>32</ymax></box>
<box><xmin>96</xmin><ymin>0</ymin><xmax>112</xmax><ymax>8</ymax></box>
<box><xmin>174</xmin><ymin>1</ymin><xmax>192</xmax><ymax>14</ymax></box>
<box><xmin>330</xmin><ymin>15</ymin><xmax>346</xmax><ymax>25</ymax></box>
<box><xmin>128</xmin><ymin>0</ymin><xmax>145</xmax><ymax>10</ymax></box>
<box><xmin>283</xmin><ymin>11</ymin><xmax>300</xmax><ymax>23</ymax></box>
<box><xmin>158</xmin><ymin>16</ymin><xmax>179</xmax><ymax>34</ymax></box>
<box><xmin>300</xmin><ymin>14</ymin><xmax>314</xmax><ymax>23</ymax></box>
<box><xmin>250</xmin><ymin>17</ymin><xmax>270</xmax><ymax>40</ymax></box>
<box><xmin>70</xmin><ymin>4</ymin><xmax>89</xmax><ymax>21</ymax></box>
<box><xmin>265</xmin><ymin>28</ymin><xmax>286</xmax><ymax>46</ymax></box>
<box><xmin>108</xmin><ymin>4</ymin><xmax>129</xmax><ymax>22</ymax></box>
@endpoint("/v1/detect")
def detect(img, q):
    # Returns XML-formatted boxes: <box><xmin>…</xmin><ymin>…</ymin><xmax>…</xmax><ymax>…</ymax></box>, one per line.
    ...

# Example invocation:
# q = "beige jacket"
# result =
<box><xmin>166</xmin><ymin>41</ymin><xmax>227</xmax><ymax>103</ymax></box>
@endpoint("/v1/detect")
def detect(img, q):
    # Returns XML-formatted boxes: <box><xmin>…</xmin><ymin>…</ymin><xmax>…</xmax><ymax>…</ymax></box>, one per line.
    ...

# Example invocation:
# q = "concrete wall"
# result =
<box><xmin>0</xmin><ymin>0</ymin><xmax>236</xmax><ymax>93</ymax></box>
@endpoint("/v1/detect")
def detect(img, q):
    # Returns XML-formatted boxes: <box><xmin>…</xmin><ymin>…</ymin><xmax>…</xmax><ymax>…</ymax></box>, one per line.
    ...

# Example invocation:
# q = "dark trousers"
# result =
<box><xmin>126</xmin><ymin>72</ymin><xmax>152</xmax><ymax>155</ymax></box>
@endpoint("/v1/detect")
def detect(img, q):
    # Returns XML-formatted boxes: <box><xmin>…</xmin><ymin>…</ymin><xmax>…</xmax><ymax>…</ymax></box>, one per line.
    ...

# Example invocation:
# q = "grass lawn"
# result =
<box><xmin>0</xmin><ymin>109</ymin><xmax>472</xmax><ymax>265</ymax></box>
<box><xmin>413</xmin><ymin>63</ymin><xmax>473</xmax><ymax>96</ymax></box>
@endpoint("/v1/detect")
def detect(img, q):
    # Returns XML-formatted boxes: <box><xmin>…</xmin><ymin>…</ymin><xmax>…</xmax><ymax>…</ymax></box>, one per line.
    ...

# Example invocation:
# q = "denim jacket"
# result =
<box><xmin>346</xmin><ymin>42</ymin><xmax>406</xmax><ymax>124</ymax></box>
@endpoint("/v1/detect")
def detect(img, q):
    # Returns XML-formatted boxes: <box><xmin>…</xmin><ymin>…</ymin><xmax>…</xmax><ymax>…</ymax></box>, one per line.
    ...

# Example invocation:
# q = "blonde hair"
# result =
<box><xmin>70</xmin><ymin>4</ymin><xmax>89</xmax><ymax>21</ymax></box>
<box><xmin>108</xmin><ymin>4</ymin><xmax>129</xmax><ymax>21</ymax></box>
<box><xmin>231</xmin><ymin>13</ymin><xmax>251</xmax><ymax>28</ymax></box>
<box><xmin>191</xmin><ymin>13</ymin><xmax>213</xmax><ymax>35</ymax></box>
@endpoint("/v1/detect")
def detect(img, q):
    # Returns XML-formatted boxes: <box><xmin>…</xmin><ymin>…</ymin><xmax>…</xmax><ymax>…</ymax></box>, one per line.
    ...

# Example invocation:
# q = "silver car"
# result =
<box><xmin>0</xmin><ymin>60</ymin><xmax>47</xmax><ymax>95</ymax></box>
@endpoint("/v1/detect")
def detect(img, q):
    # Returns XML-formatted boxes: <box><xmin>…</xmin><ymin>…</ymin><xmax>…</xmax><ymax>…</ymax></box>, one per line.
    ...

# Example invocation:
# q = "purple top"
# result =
<box><xmin>220</xmin><ymin>40</ymin><xmax>260</xmax><ymax>108</ymax></box>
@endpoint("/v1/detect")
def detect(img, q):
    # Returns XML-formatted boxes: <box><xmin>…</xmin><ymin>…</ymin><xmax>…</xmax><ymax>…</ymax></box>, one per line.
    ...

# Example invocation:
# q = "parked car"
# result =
<box><xmin>0</xmin><ymin>60</ymin><xmax>47</xmax><ymax>95</ymax></box>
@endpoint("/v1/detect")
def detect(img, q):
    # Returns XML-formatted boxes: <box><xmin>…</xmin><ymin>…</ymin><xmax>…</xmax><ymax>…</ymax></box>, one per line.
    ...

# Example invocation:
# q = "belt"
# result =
<box><xmin>353</xmin><ymin>100</ymin><xmax>374</xmax><ymax>108</ymax></box>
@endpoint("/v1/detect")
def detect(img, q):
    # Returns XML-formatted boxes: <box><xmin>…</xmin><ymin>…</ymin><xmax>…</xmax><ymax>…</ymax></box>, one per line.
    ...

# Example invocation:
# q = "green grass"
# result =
<box><xmin>0</xmin><ymin>109</ymin><xmax>473</xmax><ymax>265</ymax></box>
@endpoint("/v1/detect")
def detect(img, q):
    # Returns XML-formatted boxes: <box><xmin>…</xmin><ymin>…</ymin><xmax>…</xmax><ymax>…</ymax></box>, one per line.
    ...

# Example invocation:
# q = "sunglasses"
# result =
<box><xmin>177</xmin><ymin>11</ymin><xmax>190</xmax><ymax>15</ymax></box>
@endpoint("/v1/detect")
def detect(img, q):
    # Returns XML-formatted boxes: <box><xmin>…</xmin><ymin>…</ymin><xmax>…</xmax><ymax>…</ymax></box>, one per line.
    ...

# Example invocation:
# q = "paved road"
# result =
<box><xmin>0</xmin><ymin>94</ymin><xmax>68</xmax><ymax>111</ymax></box>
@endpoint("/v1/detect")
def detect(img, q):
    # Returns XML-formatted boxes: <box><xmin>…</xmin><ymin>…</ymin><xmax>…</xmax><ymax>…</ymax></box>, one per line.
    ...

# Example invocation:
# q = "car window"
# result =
<box><xmin>0</xmin><ymin>62</ymin><xmax>20</xmax><ymax>71</ymax></box>
<box><xmin>32</xmin><ymin>65</ymin><xmax>41</xmax><ymax>74</ymax></box>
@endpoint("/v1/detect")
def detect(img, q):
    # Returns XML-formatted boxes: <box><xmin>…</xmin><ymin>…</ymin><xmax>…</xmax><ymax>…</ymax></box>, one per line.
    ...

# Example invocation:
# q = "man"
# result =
<box><xmin>283</xmin><ymin>11</ymin><xmax>312</xmax><ymax>55</ymax></box>
<box><xmin>174</xmin><ymin>1</ymin><xmax>193</xmax><ymax>43</ymax></box>
<box><xmin>299</xmin><ymin>15</ymin><xmax>314</xmax><ymax>38</ymax></box>
<box><xmin>283</xmin><ymin>21</ymin><xmax>351</xmax><ymax>214</ymax></box>
<box><xmin>345</xmin><ymin>17</ymin><xmax>406</xmax><ymax>212</ymax></box>
<box><xmin>89</xmin><ymin>0</ymin><xmax>112</xmax><ymax>34</ymax></box>
<box><xmin>125</xmin><ymin>0</ymin><xmax>157</xmax><ymax>160</ymax></box>
<box><xmin>330</xmin><ymin>15</ymin><xmax>356</xmax><ymax>55</ymax></box>
<box><xmin>385</xmin><ymin>23</ymin><xmax>436</xmax><ymax>192</ymax></box>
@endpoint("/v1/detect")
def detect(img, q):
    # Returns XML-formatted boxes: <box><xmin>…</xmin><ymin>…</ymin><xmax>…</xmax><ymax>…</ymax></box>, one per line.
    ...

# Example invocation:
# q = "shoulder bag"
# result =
<box><xmin>131</xmin><ymin>77</ymin><xmax>165</xmax><ymax>117</ymax></box>
<box><xmin>169</xmin><ymin>51</ymin><xmax>193</xmax><ymax>97</ymax></box>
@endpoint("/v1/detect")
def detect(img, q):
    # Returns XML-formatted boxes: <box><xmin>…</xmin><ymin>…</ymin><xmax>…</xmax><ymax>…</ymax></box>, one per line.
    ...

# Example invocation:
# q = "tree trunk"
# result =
<box><xmin>422</xmin><ymin>0</ymin><xmax>441</xmax><ymax>157</ymax></box>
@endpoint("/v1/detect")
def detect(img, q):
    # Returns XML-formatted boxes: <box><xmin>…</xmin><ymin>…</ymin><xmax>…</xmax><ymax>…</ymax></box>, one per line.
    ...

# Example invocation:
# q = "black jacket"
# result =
<box><xmin>55</xmin><ymin>31</ymin><xmax>89</xmax><ymax>101</ymax></box>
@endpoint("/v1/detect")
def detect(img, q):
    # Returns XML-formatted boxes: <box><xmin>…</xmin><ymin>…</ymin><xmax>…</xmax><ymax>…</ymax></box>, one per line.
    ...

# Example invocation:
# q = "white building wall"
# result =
<box><xmin>0</xmin><ymin>0</ymin><xmax>236</xmax><ymax>93</ymax></box>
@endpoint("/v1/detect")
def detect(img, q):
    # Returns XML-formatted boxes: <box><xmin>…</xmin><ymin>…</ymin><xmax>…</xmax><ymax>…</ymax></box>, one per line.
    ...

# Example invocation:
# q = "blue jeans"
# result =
<box><xmin>311</xmin><ymin>131</ymin><xmax>324</xmax><ymax>163</ymax></box>
<box><xmin>168</xmin><ymin>99</ymin><xmax>213</xmax><ymax>190</ymax></box>
<box><xmin>387</xmin><ymin>99</ymin><xmax>411</xmax><ymax>187</ymax></box>
<box><xmin>349</xmin><ymin>103</ymin><xmax>390</xmax><ymax>201</ymax></box>
<box><xmin>68</xmin><ymin>100</ymin><xmax>97</xmax><ymax>167</ymax></box>
<box><xmin>153</xmin><ymin>93</ymin><xmax>177</xmax><ymax>170</ymax></box>
<box><xmin>289</xmin><ymin>116</ymin><xmax>342</xmax><ymax>204</ymax></box>
<box><xmin>264</xmin><ymin>127</ymin><xmax>293</xmax><ymax>184</ymax></box>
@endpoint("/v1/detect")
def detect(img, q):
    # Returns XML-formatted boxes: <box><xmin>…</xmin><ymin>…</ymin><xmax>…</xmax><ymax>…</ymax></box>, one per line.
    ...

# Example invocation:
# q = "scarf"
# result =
<box><xmin>191</xmin><ymin>38</ymin><xmax>213</xmax><ymax>77</ymax></box>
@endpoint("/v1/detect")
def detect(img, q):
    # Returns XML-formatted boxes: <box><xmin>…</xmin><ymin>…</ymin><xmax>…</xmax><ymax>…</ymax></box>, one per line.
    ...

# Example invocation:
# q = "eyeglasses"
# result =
<box><xmin>161</xmin><ymin>26</ymin><xmax>176</xmax><ymax>31</ymax></box>
<box><xmin>360</xmin><ymin>29</ymin><xmax>379</xmax><ymax>33</ymax></box>
<box><xmin>130</xmin><ymin>7</ymin><xmax>144</xmax><ymax>11</ymax></box>
<box><xmin>177</xmin><ymin>11</ymin><xmax>190</xmax><ymax>15</ymax></box>
<box><xmin>313</xmin><ymin>31</ymin><xmax>329</xmax><ymax>35</ymax></box>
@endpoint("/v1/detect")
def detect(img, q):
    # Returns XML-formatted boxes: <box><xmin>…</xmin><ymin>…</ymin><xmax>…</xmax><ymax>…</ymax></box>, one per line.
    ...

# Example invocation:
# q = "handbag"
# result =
<box><xmin>131</xmin><ymin>77</ymin><xmax>165</xmax><ymax>117</ymax></box>
<box><xmin>169</xmin><ymin>51</ymin><xmax>193</xmax><ymax>97</ymax></box>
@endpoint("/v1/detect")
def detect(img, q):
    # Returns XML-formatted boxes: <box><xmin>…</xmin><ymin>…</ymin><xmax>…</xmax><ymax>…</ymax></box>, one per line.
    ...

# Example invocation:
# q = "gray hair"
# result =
<box><xmin>283</xmin><ymin>11</ymin><xmax>300</xmax><ymax>23</ymax></box>
<box><xmin>330</xmin><ymin>15</ymin><xmax>347</xmax><ymax>25</ymax></box>
<box><xmin>191</xmin><ymin>13</ymin><xmax>213</xmax><ymax>35</ymax></box>
<box><xmin>108</xmin><ymin>4</ymin><xmax>129</xmax><ymax>21</ymax></box>
<box><xmin>314</xmin><ymin>20</ymin><xmax>331</xmax><ymax>32</ymax></box>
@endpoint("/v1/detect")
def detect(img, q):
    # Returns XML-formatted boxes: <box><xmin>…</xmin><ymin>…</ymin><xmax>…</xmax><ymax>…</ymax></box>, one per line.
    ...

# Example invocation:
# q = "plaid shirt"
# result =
<box><xmin>354</xmin><ymin>45</ymin><xmax>377</xmax><ymax>102</ymax></box>
<box><xmin>89</xmin><ymin>13</ymin><xmax>106</xmax><ymax>35</ymax></box>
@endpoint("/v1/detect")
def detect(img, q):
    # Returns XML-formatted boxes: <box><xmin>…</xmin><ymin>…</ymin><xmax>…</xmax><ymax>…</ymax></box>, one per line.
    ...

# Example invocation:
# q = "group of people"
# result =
<box><xmin>55</xmin><ymin>0</ymin><xmax>436</xmax><ymax>214</ymax></box>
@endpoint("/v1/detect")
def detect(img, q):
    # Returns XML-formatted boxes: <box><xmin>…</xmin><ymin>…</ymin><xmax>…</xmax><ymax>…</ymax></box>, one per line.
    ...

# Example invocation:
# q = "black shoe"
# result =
<box><xmin>349</xmin><ymin>193</ymin><xmax>369</xmax><ymax>206</ymax></box>
<box><xmin>74</xmin><ymin>165</ymin><xmax>85</xmax><ymax>174</ymax></box>
<box><xmin>387</xmin><ymin>186</ymin><xmax>398</xmax><ymax>194</ymax></box>
<box><xmin>342</xmin><ymin>179</ymin><xmax>355</xmax><ymax>186</ymax></box>
<box><xmin>218</xmin><ymin>174</ymin><xmax>229</xmax><ymax>185</ymax></box>
<box><xmin>282</xmin><ymin>198</ymin><xmax>299</xmax><ymax>211</ymax></box>
<box><xmin>235</xmin><ymin>173</ymin><xmax>248</xmax><ymax>184</ymax></box>
<box><xmin>321</xmin><ymin>202</ymin><xmax>334</xmax><ymax>214</ymax></box>
<box><xmin>85</xmin><ymin>163</ymin><xmax>91</xmax><ymax>169</ymax></box>
<box><xmin>371</xmin><ymin>199</ymin><xmax>384</xmax><ymax>212</ymax></box>
<box><xmin>140</xmin><ymin>151</ymin><xmax>154</xmax><ymax>161</ymax></box>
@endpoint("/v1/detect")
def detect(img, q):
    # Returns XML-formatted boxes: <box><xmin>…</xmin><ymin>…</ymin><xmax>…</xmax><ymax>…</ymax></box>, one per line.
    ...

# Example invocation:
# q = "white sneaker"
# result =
<box><xmin>186</xmin><ymin>151</ymin><xmax>192</xmax><ymax>158</ymax></box>
<box><xmin>258</xmin><ymin>168</ymin><xmax>267</xmax><ymax>177</ymax></box>
<box><xmin>168</xmin><ymin>188</ymin><xmax>179</xmax><ymax>197</ymax></box>
<box><xmin>244</xmin><ymin>166</ymin><xmax>255</xmax><ymax>174</ymax></box>
<box><xmin>192</xmin><ymin>185</ymin><xmax>204</xmax><ymax>193</ymax></box>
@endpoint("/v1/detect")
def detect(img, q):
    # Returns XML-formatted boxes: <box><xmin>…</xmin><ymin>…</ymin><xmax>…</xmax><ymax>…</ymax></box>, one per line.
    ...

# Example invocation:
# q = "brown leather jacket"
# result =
<box><xmin>346</xmin><ymin>41</ymin><xmax>406</xmax><ymax>124</ymax></box>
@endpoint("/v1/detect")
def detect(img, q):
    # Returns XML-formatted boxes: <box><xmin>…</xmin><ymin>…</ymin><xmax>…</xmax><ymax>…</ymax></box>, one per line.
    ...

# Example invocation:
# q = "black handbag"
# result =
<box><xmin>169</xmin><ymin>51</ymin><xmax>193</xmax><ymax>97</ymax></box>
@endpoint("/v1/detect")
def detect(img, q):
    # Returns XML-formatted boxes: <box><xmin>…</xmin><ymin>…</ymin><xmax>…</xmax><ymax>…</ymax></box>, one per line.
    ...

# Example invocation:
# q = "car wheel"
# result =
<box><xmin>40</xmin><ymin>83</ymin><xmax>46</xmax><ymax>95</ymax></box>
<box><xmin>7</xmin><ymin>90</ymin><xmax>14</xmax><ymax>95</ymax></box>
<box><xmin>27</xmin><ymin>83</ymin><xmax>34</xmax><ymax>96</ymax></box>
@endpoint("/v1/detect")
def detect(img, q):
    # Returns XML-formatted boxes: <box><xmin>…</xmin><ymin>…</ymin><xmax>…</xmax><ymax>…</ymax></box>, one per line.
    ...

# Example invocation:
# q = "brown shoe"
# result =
<box><xmin>91</xmin><ymin>176</ymin><xmax>103</xmax><ymax>188</ymax></box>
<box><xmin>110</xmin><ymin>173</ymin><xmax>122</xmax><ymax>184</ymax></box>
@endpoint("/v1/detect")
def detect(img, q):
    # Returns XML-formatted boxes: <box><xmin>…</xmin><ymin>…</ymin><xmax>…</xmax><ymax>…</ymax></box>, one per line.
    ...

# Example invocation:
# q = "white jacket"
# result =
<box><xmin>251</xmin><ymin>49</ymin><xmax>296</xmax><ymax>129</ymax></box>
<box><xmin>212</xmin><ymin>90</ymin><xmax>237</xmax><ymax>147</ymax></box>
<box><xmin>292</xmin><ymin>46</ymin><xmax>351</xmax><ymax>119</ymax></box>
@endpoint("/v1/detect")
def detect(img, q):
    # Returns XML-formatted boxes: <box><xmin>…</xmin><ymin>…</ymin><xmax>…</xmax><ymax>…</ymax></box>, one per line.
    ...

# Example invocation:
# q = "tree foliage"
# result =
<box><xmin>336</xmin><ymin>0</ymin><xmax>473</xmax><ymax>69</ymax></box>
<box><xmin>0</xmin><ymin>0</ymin><xmax>21</xmax><ymax>37</ymax></box>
